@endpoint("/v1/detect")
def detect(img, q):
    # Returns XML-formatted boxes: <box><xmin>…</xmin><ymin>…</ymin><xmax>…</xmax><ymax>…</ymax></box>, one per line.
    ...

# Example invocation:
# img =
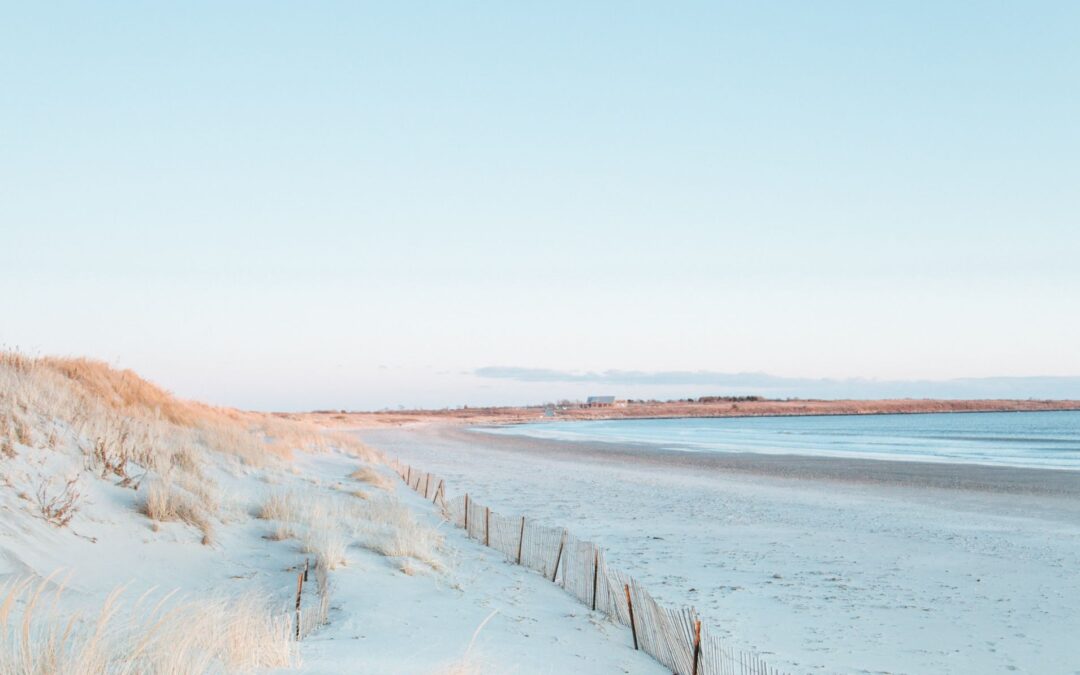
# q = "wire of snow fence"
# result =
<box><xmin>392</xmin><ymin>461</ymin><xmax>790</xmax><ymax>675</ymax></box>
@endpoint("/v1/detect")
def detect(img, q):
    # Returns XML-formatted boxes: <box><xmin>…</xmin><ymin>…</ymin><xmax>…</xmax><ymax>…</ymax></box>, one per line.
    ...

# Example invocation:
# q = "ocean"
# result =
<box><xmin>480</xmin><ymin>409</ymin><xmax>1080</xmax><ymax>470</ymax></box>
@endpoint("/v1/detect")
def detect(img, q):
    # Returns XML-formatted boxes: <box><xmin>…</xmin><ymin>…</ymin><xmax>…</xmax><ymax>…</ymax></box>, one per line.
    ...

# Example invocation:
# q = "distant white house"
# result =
<box><xmin>585</xmin><ymin>396</ymin><xmax>619</xmax><ymax>408</ymax></box>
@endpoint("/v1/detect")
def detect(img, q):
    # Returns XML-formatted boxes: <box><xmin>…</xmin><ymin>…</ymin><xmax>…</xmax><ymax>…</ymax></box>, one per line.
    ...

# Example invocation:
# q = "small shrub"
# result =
<box><xmin>35</xmin><ymin>475</ymin><xmax>80</xmax><ymax>527</ymax></box>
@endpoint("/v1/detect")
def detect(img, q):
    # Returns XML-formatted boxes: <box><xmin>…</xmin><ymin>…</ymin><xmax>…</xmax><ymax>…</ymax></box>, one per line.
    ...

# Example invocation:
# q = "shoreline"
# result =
<box><xmin>476</xmin><ymin>404</ymin><xmax>1080</xmax><ymax>427</ymax></box>
<box><xmin>444</xmin><ymin>424</ymin><xmax>1080</xmax><ymax>497</ymax></box>
<box><xmin>299</xmin><ymin>398</ymin><xmax>1080</xmax><ymax>429</ymax></box>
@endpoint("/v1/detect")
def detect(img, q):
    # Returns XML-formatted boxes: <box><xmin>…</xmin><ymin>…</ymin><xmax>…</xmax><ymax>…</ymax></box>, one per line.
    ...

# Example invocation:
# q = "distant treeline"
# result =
<box><xmin>624</xmin><ymin>396</ymin><xmax>765</xmax><ymax>404</ymax></box>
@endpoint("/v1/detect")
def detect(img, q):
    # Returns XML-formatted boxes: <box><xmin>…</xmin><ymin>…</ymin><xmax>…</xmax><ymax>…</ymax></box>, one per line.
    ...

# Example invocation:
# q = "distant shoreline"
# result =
<box><xmin>476</xmin><ymin>405</ymin><xmax>1080</xmax><ymax>428</ymax></box>
<box><xmin>298</xmin><ymin>398</ymin><xmax>1080</xmax><ymax>429</ymax></box>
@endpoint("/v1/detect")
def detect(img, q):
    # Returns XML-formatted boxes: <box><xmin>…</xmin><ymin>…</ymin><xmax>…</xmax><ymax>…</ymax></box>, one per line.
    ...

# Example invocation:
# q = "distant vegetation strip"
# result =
<box><xmin>302</xmin><ymin>397</ymin><xmax>1080</xmax><ymax>428</ymax></box>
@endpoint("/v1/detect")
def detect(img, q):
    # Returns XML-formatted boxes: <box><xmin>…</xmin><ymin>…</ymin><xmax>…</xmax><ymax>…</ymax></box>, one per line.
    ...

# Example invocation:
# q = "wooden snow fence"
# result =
<box><xmin>391</xmin><ymin>461</ymin><xmax>788</xmax><ymax>675</ymax></box>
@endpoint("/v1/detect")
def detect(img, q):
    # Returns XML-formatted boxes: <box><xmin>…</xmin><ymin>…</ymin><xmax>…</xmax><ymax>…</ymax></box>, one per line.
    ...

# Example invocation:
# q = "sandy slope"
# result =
<box><xmin>358</xmin><ymin>424</ymin><xmax>1080</xmax><ymax>675</ymax></box>
<box><xmin>293</xmin><ymin>453</ymin><xmax>662</xmax><ymax>674</ymax></box>
<box><xmin>0</xmin><ymin>443</ymin><xmax>661</xmax><ymax>674</ymax></box>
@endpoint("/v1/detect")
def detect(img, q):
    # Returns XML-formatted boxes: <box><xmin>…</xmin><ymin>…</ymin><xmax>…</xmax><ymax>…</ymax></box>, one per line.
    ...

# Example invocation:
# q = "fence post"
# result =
<box><xmin>464</xmin><ymin>494</ymin><xmax>469</xmax><ymax>533</ymax></box>
<box><xmin>551</xmin><ymin>529</ymin><xmax>567</xmax><ymax>582</ymax></box>
<box><xmin>303</xmin><ymin>558</ymin><xmax>309</xmax><ymax>582</ymax></box>
<box><xmin>516</xmin><ymin>516</ymin><xmax>525</xmax><ymax>565</ymax></box>
<box><xmin>294</xmin><ymin>571</ymin><xmax>304</xmax><ymax>641</ymax></box>
<box><xmin>484</xmin><ymin>506</ymin><xmax>491</xmax><ymax>547</ymax></box>
<box><xmin>624</xmin><ymin>583</ymin><xmax>638</xmax><ymax>650</ymax></box>
<box><xmin>432</xmin><ymin>479</ymin><xmax>443</xmax><ymax>504</ymax></box>
<box><xmin>406</xmin><ymin>465</ymin><xmax>412</xmax><ymax>486</ymax></box>
<box><xmin>691</xmin><ymin>619</ymin><xmax>702</xmax><ymax>675</ymax></box>
<box><xmin>591</xmin><ymin>548</ymin><xmax>599</xmax><ymax>611</ymax></box>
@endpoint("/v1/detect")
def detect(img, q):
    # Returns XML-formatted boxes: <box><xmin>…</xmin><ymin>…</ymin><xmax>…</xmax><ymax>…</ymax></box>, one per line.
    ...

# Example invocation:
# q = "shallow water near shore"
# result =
<box><xmin>480</xmin><ymin>410</ymin><xmax>1080</xmax><ymax>470</ymax></box>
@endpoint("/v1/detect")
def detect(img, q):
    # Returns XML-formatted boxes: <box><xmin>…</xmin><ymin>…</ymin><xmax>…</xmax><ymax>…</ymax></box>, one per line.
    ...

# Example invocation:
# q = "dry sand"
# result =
<box><xmin>357</xmin><ymin>422</ymin><xmax>1080</xmax><ymax>674</ymax></box>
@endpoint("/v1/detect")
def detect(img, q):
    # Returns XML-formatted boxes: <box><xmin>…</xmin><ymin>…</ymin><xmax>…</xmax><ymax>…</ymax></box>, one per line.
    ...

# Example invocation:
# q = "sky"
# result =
<box><xmin>2</xmin><ymin>2</ymin><xmax>1079</xmax><ymax>410</ymax></box>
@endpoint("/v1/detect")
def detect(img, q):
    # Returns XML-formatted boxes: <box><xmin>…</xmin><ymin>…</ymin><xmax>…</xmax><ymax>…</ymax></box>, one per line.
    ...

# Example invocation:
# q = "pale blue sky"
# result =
<box><xmin>2</xmin><ymin>2</ymin><xmax>1078</xmax><ymax>409</ymax></box>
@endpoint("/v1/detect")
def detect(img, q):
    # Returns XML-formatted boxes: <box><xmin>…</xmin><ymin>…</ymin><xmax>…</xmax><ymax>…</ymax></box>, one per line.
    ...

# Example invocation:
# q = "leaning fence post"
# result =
<box><xmin>484</xmin><ymin>506</ymin><xmax>491</xmax><ymax>547</ymax></box>
<box><xmin>516</xmin><ymin>516</ymin><xmax>525</xmax><ymax>565</ymax></box>
<box><xmin>432</xmin><ymin>479</ymin><xmax>443</xmax><ymax>504</ymax></box>
<box><xmin>591</xmin><ymin>548</ymin><xmax>599</xmax><ymax>611</ymax></box>
<box><xmin>294</xmin><ymin>571</ymin><xmax>304</xmax><ymax>641</ymax></box>
<box><xmin>551</xmin><ymin>529</ymin><xmax>567</xmax><ymax>582</ymax></box>
<box><xmin>691</xmin><ymin>618</ymin><xmax>702</xmax><ymax>675</ymax></box>
<box><xmin>624</xmin><ymin>583</ymin><xmax>638</xmax><ymax>650</ymax></box>
<box><xmin>406</xmin><ymin>465</ymin><xmax>412</xmax><ymax>486</ymax></box>
<box><xmin>423</xmin><ymin>473</ymin><xmax>430</xmax><ymax>498</ymax></box>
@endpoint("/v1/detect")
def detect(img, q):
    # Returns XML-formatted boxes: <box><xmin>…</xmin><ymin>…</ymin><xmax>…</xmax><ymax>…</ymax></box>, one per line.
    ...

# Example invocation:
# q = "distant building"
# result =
<box><xmin>585</xmin><ymin>396</ymin><xmax>616</xmax><ymax>408</ymax></box>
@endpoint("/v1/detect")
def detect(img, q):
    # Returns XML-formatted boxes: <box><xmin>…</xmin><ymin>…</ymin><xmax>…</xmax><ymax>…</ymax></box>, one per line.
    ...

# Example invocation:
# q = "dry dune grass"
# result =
<box><xmin>259</xmin><ymin>490</ymin><xmax>352</xmax><ymax>570</ymax></box>
<box><xmin>372</xmin><ymin>514</ymin><xmax>443</xmax><ymax>571</ymax></box>
<box><xmin>265</xmin><ymin>522</ymin><xmax>295</xmax><ymax>541</ymax></box>
<box><xmin>258</xmin><ymin>490</ymin><xmax>302</xmax><ymax>522</ymax></box>
<box><xmin>0</xmin><ymin>576</ymin><xmax>295</xmax><ymax>674</ymax></box>
<box><xmin>141</xmin><ymin>478</ymin><xmax>215</xmax><ymax>545</ymax></box>
<box><xmin>0</xmin><ymin>353</ymin><xmax>400</xmax><ymax>663</ymax></box>
<box><xmin>326</xmin><ymin>432</ymin><xmax>381</xmax><ymax>463</ymax></box>
<box><xmin>0</xmin><ymin>352</ymin><xmax>380</xmax><ymax>472</ymax></box>
<box><xmin>0</xmin><ymin>351</ymin><xmax>384</xmax><ymax>539</ymax></box>
<box><xmin>349</xmin><ymin>465</ymin><xmax>395</xmax><ymax>491</ymax></box>
<box><xmin>260</xmin><ymin>488</ymin><xmax>444</xmax><ymax>571</ymax></box>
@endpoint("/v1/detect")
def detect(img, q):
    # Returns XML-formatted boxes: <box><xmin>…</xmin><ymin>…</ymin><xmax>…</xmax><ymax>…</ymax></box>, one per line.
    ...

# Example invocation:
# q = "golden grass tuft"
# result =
<box><xmin>265</xmin><ymin>523</ymin><xmax>294</xmax><ymax>541</ymax></box>
<box><xmin>258</xmin><ymin>490</ymin><xmax>300</xmax><ymax>522</ymax></box>
<box><xmin>141</xmin><ymin>478</ymin><xmax>215</xmax><ymax>545</ymax></box>
<box><xmin>356</xmin><ymin>497</ymin><xmax>445</xmax><ymax>570</ymax></box>
<box><xmin>348</xmin><ymin>465</ymin><xmax>394</xmax><ymax>491</ymax></box>
<box><xmin>302</xmin><ymin>530</ymin><xmax>348</xmax><ymax>570</ymax></box>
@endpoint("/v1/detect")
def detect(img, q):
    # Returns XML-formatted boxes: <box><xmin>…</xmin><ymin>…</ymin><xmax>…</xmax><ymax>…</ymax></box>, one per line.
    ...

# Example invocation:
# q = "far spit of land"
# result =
<box><xmin>291</xmin><ymin>397</ymin><xmax>1080</xmax><ymax>429</ymax></box>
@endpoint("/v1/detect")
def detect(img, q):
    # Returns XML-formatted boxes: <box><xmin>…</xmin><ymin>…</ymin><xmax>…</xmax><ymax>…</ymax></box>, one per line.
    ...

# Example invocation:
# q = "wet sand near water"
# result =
<box><xmin>456</xmin><ymin>425</ymin><xmax>1080</xmax><ymax>496</ymax></box>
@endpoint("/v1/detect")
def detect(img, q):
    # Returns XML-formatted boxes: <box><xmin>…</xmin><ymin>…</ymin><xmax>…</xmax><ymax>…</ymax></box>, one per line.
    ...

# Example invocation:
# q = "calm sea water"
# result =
<box><xmin>481</xmin><ymin>410</ymin><xmax>1080</xmax><ymax>470</ymax></box>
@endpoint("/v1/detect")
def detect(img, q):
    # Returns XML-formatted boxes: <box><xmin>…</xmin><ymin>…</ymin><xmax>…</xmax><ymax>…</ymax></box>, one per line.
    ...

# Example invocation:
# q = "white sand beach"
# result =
<box><xmin>358</xmin><ymin>424</ymin><xmax>1080</xmax><ymax>674</ymax></box>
